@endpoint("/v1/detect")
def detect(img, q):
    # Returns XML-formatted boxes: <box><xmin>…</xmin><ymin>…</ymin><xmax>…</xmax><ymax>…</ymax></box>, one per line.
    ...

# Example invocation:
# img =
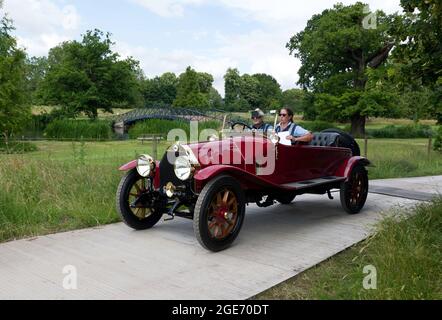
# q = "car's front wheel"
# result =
<box><xmin>116</xmin><ymin>169</ymin><xmax>163</xmax><ymax>230</ymax></box>
<box><xmin>340</xmin><ymin>164</ymin><xmax>369</xmax><ymax>214</ymax></box>
<box><xmin>193</xmin><ymin>175</ymin><xmax>246</xmax><ymax>252</ymax></box>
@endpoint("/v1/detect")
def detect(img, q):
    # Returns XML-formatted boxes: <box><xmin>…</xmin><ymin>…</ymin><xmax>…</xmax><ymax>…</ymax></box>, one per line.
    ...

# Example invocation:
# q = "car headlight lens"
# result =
<box><xmin>174</xmin><ymin>156</ymin><xmax>192</xmax><ymax>181</ymax></box>
<box><xmin>137</xmin><ymin>154</ymin><xmax>154</xmax><ymax>177</ymax></box>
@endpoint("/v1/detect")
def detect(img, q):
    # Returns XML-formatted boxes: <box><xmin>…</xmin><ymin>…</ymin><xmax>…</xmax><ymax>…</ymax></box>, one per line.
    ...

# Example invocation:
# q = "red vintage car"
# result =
<box><xmin>116</xmin><ymin>124</ymin><xmax>369</xmax><ymax>252</ymax></box>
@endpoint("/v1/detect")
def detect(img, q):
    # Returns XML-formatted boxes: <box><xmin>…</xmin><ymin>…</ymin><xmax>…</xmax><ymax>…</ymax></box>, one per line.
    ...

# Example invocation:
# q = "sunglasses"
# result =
<box><xmin>252</xmin><ymin>116</ymin><xmax>261</xmax><ymax>120</ymax></box>
<box><xmin>279</xmin><ymin>114</ymin><xmax>288</xmax><ymax>117</ymax></box>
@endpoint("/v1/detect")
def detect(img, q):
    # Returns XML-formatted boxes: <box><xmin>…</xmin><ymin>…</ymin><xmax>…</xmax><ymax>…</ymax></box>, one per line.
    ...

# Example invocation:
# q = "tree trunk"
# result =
<box><xmin>350</xmin><ymin>114</ymin><xmax>366</xmax><ymax>138</ymax></box>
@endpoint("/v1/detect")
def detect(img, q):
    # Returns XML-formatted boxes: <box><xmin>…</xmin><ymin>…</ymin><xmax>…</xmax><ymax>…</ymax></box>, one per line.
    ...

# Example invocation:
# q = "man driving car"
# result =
<box><xmin>251</xmin><ymin>109</ymin><xmax>273</xmax><ymax>134</ymax></box>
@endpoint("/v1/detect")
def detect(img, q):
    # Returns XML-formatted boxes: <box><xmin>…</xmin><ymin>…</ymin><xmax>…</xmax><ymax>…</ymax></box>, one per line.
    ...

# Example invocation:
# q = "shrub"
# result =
<box><xmin>367</xmin><ymin>124</ymin><xmax>433</xmax><ymax>139</ymax></box>
<box><xmin>45</xmin><ymin>119</ymin><xmax>113</xmax><ymax>140</ymax></box>
<box><xmin>434</xmin><ymin>126</ymin><xmax>442</xmax><ymax>152</ymax></box>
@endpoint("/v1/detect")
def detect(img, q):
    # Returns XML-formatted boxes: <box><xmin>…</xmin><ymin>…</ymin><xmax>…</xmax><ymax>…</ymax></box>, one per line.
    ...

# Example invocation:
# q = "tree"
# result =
<box><xmin>282</xmin><ymin>88</ymin><xmax>305</xmax><ymax>112</ymax></box>
<box><xmin>25</xmin><ymin>56</ymin><xmax>48</xmax><ymax>105</ymax></box>
<box><xmin>0</xmin><ymin>15</ymin><xmax>30</xmax><ymax>139</ymax></box>
<box><xmin>40</xmin><ymin>29</ymin><xmax>142</xmax><ymax>119</ymax></box>
<box><xmin>239</xmin><ymin>74</ymin><xmax>260</xmax><ymax>109</ymax></box>
<box><xmin>224</xmin><ymin>68</ymin><xmax>241</xmax><ymax>108</ymax></box>
<box><xmin>253</xmin><ymin>73</ymin><xmax>283</xmax><ymax>109</ymax></box>
<box><xmin>173</xmin><ymin>66</ymin><xmax>211</xmax><ymax>109</ymax></box>
<box><xmin>208</xmin><ymin>87</ymin><xmax>223</xmax><ymax>109</ymax></box>
<box><xmin>142</xmin><ymin>72</ymin><xmax>178</xmax><ymax>107</ymax></box>
<box><xmin>224</xmin><ymin>69</ymin><xmax>283</xmax><ymax>111</ymax></box>
<box><xmin>393</xmin><ymin>0</ymin><xmax>442</xmax><ymax>123</ymax></box>
<box><xmin>287</xmin><ymin>2</ymin><xmax>397</xmax><ymax>136</ymax></box>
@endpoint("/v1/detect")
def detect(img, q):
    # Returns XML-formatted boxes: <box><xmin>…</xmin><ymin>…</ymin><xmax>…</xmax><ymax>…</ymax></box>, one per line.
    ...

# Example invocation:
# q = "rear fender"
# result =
<box><xmin>336</xmin><ymin>157</ymin><xmax>371</xmax><ymax>180</ymax></box>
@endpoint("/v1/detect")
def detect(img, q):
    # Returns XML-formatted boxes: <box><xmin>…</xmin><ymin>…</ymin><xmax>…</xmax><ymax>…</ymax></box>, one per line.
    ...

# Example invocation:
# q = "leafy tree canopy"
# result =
<box><xmin>173</xmin><ymin>66</ymin><xmax>213</xmax><ymax>109</ymax></box>
<box><xmin>393</xmin><ymin>0</ymin><xmax>442</xmax><ymax>123</ymax></box>
<box><xmin>224</xmin><ymin>69</ymin><xmax>283</xmax><ymax>111</ymax></box>
<box><xmin>287</xmin><ymin>2</ymin><xmax>397</xmax><ymax>136</ymax></box>
<box><xmin>40</xmin><ymin>29</ymin><xmax>143</xmax><ymax>119</ymax></box>
<box><xmin>143</xmin><ymin>72</ymin><xmax>178</xmax><ymax>107</ymax></box>
<box><xmin>0</xmin><ymin>14</ymin><xmax>30</xmax><ymax>138</ymax></box>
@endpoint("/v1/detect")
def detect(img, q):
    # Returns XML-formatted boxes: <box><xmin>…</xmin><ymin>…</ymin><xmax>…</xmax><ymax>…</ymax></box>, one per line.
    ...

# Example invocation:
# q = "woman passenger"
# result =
<box><xmin>275</xmin><ymin>108</ymin><xmax>314</xmax><ymax>144</ymax></box>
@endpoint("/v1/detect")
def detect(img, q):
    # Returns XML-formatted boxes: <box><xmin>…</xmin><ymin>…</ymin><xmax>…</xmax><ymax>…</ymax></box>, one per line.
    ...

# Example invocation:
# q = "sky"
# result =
<box><xmin>2</xmin><ymin>0</ymin><xmax>403</xmax><ymax>95</ymax></box>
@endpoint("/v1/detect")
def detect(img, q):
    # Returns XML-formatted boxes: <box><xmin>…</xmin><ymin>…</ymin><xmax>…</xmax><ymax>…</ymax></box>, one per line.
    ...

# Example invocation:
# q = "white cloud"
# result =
<box><xmin>115</xmin><ymin>40</ymin><xmax>236</xmax><ymax>94</ymax></box>
<box><xmin>127</xmin><ymin>0</ymin><xmax>402</xmax><ymax>95</ymax></box>
<box><xmin>218</xmin><ymin>0</ymin><xmax>401</xmax><ymax>25</ymax></box>
<box><xmin>2</xmin><ymin>0</ymin><xmax>81</xmax><ymax>56</ymax></box>
<box><xmin>114</xmin><ymin>28</ymin><xmax>301</xmax><ymax>96</ymax></box>
<box><xmin>130</xmin><ymin>0</ymin><xmax>204</xmax><ymax>17</ymax></box>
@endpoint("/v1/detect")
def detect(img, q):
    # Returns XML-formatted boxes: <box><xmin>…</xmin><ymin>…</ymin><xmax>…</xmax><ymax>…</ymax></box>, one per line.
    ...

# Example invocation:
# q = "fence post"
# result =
<box><xmin>428</xmin><ymin>136</ymin><xmax>433</xmax><ymax>158</ymax></box>
<box><xmin>152</xmin><ymin>135</ymin><xmax>158</xmax><ymax>160</ymax></box>
<box><xmin>364</xmin><ymin>136</ymin><xmax>368</xmax><ymax>158</ymax></box>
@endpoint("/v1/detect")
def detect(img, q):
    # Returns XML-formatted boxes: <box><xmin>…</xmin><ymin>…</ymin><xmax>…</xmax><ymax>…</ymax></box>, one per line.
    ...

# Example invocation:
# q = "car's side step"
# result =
<box><xmin>282</xmin><ymin>176</ymin><xmax>346</xmax><ymax>190</ymax></box>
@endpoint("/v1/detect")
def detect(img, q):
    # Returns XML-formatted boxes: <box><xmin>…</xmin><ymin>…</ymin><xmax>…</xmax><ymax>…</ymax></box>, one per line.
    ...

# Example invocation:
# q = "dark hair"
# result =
<box><xmin>281</xmin><ymin>107</ymin><xmax>294</xmax><ymax>121</ymax></box>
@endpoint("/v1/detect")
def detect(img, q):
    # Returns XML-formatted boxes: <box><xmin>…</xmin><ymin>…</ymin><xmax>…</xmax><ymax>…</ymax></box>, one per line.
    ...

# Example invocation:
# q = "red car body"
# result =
<box><xmin>117</xmin><ymin>131</ymin><xmax>370</xmax><ymax>252</ymax></box>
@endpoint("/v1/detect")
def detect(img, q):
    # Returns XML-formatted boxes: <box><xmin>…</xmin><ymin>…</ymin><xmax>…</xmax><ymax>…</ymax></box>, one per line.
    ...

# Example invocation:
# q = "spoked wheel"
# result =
<box><xmin>194</xmin><ymin>175</ymin><xmax>245</xmax><ymax>252</ymax></box>
<box><xmin>340</xmin><ymin>164</ymin><xmax>369</xmax><ymax>214</ymax></box>
<box><xmin>116</xmin><ymin>169</ymin><xmax>163</xmax><ymax>230</ymax></box>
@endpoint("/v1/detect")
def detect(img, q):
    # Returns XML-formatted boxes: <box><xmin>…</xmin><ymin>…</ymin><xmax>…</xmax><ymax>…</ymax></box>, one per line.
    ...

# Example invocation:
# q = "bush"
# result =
<box><xmin>434</xmin><ymin>126</ymin><xmax>442</xmax><ymax>152</ymax></box>
<box><xmin>45</xmin><ymin>119</ymin><xmax>113</xmax><ymax>140</ymax></box>
<box><xmin>128</xmin><ymin>119</ymin><xmax>221</xmax><ymax>140</ymax></box>
<box><xmin>367</xmin><ymin>124</ymin><xmax>433</xmax><ymax>139</ymax></box>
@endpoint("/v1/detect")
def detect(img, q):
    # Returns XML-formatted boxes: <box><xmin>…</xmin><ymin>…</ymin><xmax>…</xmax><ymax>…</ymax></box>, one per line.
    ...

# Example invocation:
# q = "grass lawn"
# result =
<box><xmin>253</xmin><ymin>199</ymin><xmax>442</xmax><ymax>300</ymax></box>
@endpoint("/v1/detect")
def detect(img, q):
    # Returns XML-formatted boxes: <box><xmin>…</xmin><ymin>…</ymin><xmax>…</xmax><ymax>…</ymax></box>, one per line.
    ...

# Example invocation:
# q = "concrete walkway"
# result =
<box><xmin>0</xmin><ymin>176</ymin><xmax>440</xmax><ymax>300</ymax></box>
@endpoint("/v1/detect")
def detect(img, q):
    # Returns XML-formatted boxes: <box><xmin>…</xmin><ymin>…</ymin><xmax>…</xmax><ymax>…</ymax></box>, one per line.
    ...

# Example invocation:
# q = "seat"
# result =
<box><xmin>309</xmin><ymin>132</ymin><xmax>340</xmax><ymax>147</ymax></box>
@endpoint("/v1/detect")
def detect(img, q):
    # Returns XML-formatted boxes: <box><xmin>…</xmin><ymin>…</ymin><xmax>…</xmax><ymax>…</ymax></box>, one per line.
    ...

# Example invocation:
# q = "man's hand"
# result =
<box><xmin>286</xmin><ymin>135</ymin><xmax>295</xmax><ymax>141</ymax></box>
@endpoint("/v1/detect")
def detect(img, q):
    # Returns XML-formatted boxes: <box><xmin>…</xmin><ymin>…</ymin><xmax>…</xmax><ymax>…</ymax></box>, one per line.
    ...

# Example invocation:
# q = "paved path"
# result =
<box><xmin>0</xmin><ymin>176</ymin><xmax>440</xmax><ymax>300</ymax></box>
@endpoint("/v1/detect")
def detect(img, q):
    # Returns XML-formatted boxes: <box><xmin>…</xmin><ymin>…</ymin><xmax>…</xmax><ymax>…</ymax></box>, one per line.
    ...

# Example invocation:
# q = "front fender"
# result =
<box><xmin>119</xmin><ymin>160</ymin><xmax>137</xmax><ymax>171</ymax></box>
<box><xmin>119</xmin><ymin>160</ymin><xmax>161</xmax><ymax>189</ymax></box>
<box><xmin>335</xmin><ymin>156</ymin><xmax>371</xmax><ymax>180</ymax></box>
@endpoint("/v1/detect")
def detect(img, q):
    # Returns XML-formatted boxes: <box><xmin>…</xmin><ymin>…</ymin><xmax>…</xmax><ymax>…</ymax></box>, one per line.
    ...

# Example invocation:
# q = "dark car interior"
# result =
<box><xmin>309</xmin><ymin>132</ymin><xmax>340</xmax><ymax>147</ymax></box>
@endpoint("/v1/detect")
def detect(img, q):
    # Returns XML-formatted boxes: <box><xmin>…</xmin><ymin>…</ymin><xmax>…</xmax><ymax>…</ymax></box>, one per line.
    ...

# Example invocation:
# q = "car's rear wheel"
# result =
<box><xmin>340</xmin><ymin>164</ymin><xmax>369</xmax><ymax>214</ymax></box>
<box><xmin>116</xmin><ymin>169</ymin><xmax>163</xmax><ymax>230</ymax></box>
<box><xmin>276</xmin><ymin>193</ymin><xmax>296</xmax><ymax>205</ymax></box>
<box><xmin>193</xmin><ymin>175</ymin><xmax>246</xmax><ymax>252</ymax></box>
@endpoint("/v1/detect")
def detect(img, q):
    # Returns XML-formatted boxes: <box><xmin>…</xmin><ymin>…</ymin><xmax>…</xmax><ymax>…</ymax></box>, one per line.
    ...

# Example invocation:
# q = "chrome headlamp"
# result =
<box><xmin>174</xmin><ymin>156</ymin><xmax>193</xmax><ymax>181</ymax></box>
<box><xmin>172</xmin><ymin>144</ymin><xmax>200</xmax><ymax>181</ymax></box>
<box><xmin>137</xmin><ymin>154</ymin><xmax>154</xmax><ymax>177</ymax></box>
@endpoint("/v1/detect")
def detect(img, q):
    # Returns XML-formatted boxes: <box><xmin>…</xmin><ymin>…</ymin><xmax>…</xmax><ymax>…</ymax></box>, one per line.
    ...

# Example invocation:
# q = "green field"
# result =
<box><xmin>0</xmin><ymin>138</ymin><xmax>441</xmax><ymax>243</ymax></box>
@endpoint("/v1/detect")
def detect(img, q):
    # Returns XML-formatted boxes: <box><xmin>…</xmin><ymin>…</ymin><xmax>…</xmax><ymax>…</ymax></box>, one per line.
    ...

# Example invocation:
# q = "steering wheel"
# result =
<box><xmin>231</xmin><ymin>121</ymin><xmax>253</xmax><ymax>133</ymax></box>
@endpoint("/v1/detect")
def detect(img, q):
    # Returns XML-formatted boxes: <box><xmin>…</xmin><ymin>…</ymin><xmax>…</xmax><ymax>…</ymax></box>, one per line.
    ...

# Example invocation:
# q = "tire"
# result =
<box><xmin>340</xmin><ymin>164</ymin><xmax>369</xmax><ymax>214</ymax></box>
<box><xmin>276</xmin><ymin>193</ymin><xmax>296</xmax><ymax>205</ymax></box>
<box><xmin>116</xmin><ymin>169</ymin><xmax>163</xmax><ymax>230</ymax></box>
<box><xmin>322</xmin><ymin>129</ymin><xmax>361</xmax><ymax>156</ymax></box>
<box><xmin>193</xmin><ymin>175</ymin><xmax>246</xmax><ymax>252</ymax></box>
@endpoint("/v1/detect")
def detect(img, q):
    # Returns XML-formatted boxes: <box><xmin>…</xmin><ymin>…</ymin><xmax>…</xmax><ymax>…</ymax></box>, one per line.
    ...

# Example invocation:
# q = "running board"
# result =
<box><xmin>281</xmin><ymin>176</ymin><xmax>346</xmax><ymax>190</ymax></box>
